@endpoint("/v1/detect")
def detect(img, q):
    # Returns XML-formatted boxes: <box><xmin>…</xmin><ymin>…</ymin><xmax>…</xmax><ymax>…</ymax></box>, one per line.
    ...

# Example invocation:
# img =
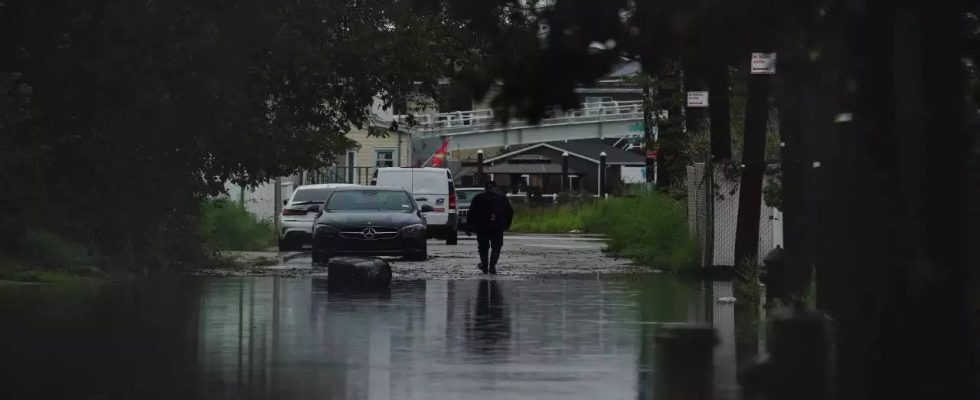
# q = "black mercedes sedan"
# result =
<box><xmin>311</xmin><ymin>186</ymin><xmax>430</xmax><ymax>264</ymax></box>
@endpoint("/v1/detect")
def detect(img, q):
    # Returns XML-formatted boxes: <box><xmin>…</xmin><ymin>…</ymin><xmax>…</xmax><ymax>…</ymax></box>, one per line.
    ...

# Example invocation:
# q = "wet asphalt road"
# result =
<box><xmin>231</xmin><ymin>234</ymin><xmax>646</xmax><ymax>280</ymax></box>
<box><xmin>0</xmin><ymin>276</ymin><xmax>744</xmax><ymax>400</ymax></box>
<box><xmin>0</xmin><ymin>234</ymin><xmax>749</xmax><ymax>400</ymax></box>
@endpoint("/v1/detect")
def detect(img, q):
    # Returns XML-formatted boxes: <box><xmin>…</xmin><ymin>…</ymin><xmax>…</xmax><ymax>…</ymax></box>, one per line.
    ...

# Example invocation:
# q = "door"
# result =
<box><xmin>412</xmin><ymin>170</ymin><xmax>451</xmax><ymax>226</ymax></box>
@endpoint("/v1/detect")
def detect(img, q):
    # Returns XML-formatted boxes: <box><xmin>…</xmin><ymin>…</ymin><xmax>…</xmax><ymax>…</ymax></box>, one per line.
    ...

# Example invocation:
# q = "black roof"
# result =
<box><xmin>542</xmin><ymin>139</ymin><xmax>644</xmax><ymax>164</ymax></box>
<box><xmin>486</xmin><ymin>139</ymin><xmax>644</xmax><ymax>165</ymax></box>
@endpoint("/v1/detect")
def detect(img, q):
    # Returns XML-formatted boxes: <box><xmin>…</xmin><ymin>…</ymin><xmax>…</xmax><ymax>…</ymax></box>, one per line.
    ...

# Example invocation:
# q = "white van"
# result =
<box><xmin>374</xmin><ymin>167</ymin><xmax>458</xmax><ymax>245</ymax></box>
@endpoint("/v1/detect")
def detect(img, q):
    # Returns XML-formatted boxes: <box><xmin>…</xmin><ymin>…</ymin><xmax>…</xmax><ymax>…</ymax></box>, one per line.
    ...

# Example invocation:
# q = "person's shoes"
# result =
<box><xmin>477</xmin><ymin>263</ymin><xmax>488</xmax><ymax>273</ymax></box>
<box><xmin>488</xmin><ymin>265</ymin><xmax>498</xmax><ymax>274</ymax></box>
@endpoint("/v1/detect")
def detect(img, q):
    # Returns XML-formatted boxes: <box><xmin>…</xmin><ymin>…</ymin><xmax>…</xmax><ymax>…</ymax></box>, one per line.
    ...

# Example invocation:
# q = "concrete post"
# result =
<box><xmin>476</xmin><ymin>149</ymin><xmax>485</xmax><ymax>186</ymax></box>
<box><xmin>561</xmin><ymin>152</ymin><xmax>569</xmax><ymax>193</ymax></box>
<box><xmin>738</xmin><ymin>307</ymin><xmax>833</xmax><ymax>400</ymax></box>
<box><xmin>599</xmin><ymin>152</ymin><xmax>607</xmax><ymax>198</ymax></box>
<box><xmin>654</xmin><ymin>325</ymin><xmax>718</xmax><ymax>400</ymax></box>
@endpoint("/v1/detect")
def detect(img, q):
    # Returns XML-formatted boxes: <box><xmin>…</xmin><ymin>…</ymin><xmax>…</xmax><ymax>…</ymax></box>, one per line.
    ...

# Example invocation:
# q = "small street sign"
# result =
<box><xmin>751</xmin><ymin>52</ymin><xmax>777</xmax><ymax>74</ymax></box>
<box><xmin>687</xmin><ymin>91</ymin><xmax>709</xmax><ymax>107</ymax></box>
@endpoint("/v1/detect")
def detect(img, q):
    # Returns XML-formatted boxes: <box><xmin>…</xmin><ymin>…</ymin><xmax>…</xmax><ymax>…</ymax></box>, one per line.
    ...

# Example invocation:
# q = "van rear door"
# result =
<box><xmin>376</xmin><ymin>169</ymin><xmax>413</xmax><ymax>192</ymax></box>
<box><xmin>412</xmin><ymin>170</ymin><xmax>451</xmax><ymax>225</ymax></box>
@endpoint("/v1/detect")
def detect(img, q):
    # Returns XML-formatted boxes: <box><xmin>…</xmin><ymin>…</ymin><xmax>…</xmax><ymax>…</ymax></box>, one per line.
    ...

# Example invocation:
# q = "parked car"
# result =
<box><xmin>311</xmin><ymin>186</ymin><xmax>429</xmax><ymax>263</ymax></box>
<box><xmin>454</xmin><ymin>187</ymin><xmax>484</xmax><ymax>232</ymax></box>
<box><xmin>374</xmin><ymin>167</ymin><xmax>458</xmax><ymax>245</ymax></box>
<box><xmin>278</xmin><ymin>183</ymin><xmax>357</xmax><ymax>251</ymax></box>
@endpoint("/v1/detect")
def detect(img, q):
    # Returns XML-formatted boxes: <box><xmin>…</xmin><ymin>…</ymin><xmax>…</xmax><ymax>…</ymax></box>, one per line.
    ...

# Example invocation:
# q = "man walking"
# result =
<box><xmin>465</xmin><ymin>180</ymin><xmax>513</xmax><ymax>274</ymax></box>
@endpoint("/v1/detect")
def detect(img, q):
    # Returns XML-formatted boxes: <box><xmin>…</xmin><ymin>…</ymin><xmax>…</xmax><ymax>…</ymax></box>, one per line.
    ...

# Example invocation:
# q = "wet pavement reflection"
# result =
<box><xmin>0</xmin><ymin>277</ymin><xmax>754</xmax><ymax>399</ymax></box>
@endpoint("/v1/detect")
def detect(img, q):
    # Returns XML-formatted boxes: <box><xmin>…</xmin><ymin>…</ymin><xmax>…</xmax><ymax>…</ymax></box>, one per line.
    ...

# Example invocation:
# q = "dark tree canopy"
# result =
<box><xmin>0</xmin><ymin>0</ymin><xmax>472</xmax><ymax>267</ymax></box>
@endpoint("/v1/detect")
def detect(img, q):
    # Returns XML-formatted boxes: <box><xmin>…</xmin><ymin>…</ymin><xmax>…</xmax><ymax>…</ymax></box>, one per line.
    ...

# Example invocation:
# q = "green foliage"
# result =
<box><xmin>0</xmin><ymin>1</ymin><xmax>470</xmax><ymax>272</ymax></box>
<box><xmin>511</xmin><ymin>191</ymin><xmax>699</xmax><ymax>271</ymax></box>
<box><xmin>0</xmin><ymin>229</ymin><xmax>102</xmax><ymax>282</ymax></box>
<box><xmin>763</xmin><ymin>175</ymin><xmax>783</xmax><ymax>211</ymax></box>
<box><xmin>199</xmin><ymin>198</ymin><xmax>276</xmax><ymax>252</ymax></box>
<box><xmin>509</xmin><ymin>202</ymin><xmax>595</xmax><ymax>233</ymax></box>
<box><xmin>586</xmin><ymin>192</ymin><xmax>699</xmax><ymax>272</ymax></box>
<box><xmin>735</xmin><ymin>256</ymin><xmax>762</xmax><ymax>307</ymax></box>
<box><xmin>17</xmin><ymin>230</ymin><xmax>98</xmax><ymax>271</ymax></box>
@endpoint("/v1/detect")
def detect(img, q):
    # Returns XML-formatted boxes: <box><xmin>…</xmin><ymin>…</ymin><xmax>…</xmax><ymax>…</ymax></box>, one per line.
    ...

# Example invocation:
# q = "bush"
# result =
<box><xmin>0</xmin><ymin>229</ymin><xmax>102</xmax><ymax>282</ymax></box>
<box><xmin>585</xmin><ymin>192</ymin><xmax>699</xmax><ymax>272</ymax></box>
<box><xmin>509</xmin><ymin>202</ymin><xmax>596</xmax><ymax>233</ymax></box>
<box><xmin>18</xmin><ymin>229</ymin><xmax>98</xmax><ymax>270</ymax></box>
<box><xmin>509</xmin><ymin>190</ymin><xmax>699</xmax><ymax>271</ymax></box>
<box><xmin>199</xmin><ymin>198</ymin><xmax>276</xmax><ymax>251</ymax></box>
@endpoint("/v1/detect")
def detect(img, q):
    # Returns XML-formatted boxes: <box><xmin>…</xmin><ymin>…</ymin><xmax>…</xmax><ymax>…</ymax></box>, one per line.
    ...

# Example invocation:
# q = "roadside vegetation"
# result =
<box><xmin>199</xmin><ymin>198</ymin><xmax>276</xmax><ymax>252</ymax></box>
<box><xmin>509</xmin><ymin>202</ymin><xmax>593</xmax><ymax>233</ymax></box>
<box><xmin>0</xmin><ymin>229</ymin><xmax>103</xmax><ymax>283</ymax></box>
<box><xmin>0</xmin><ymin>198</ymin><xmax>275</xmax><ymax>282</ymax></box>
<box><xmin>510</xmin><ymin>190</ymin><xmax>699</xmax><ymax>272</ymax></box>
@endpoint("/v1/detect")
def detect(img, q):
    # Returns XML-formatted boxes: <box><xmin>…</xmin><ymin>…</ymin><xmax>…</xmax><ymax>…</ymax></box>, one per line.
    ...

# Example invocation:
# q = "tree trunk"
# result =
<box><xmin>733</xmin><ymin>73</ymin><xmax>771</xmax><ymax>266</ymax></box>
<box><xmin>818</xmin><ymin>1</ymin><xmax>973</xmax><ymax>398</ymax></box>
<box><xmin>775</xmin><ymin>6</ymin><xmax>819</xmax><ymax>300</ymax></box>
<box><xmin>654</xmin><ymin>60</ymin><xmax>686</xmax><ymax>190</ymax></box>
<box><xmin>683</xmin><ymin>56</ymin><xmax>706</xmax><ymax>141</ymax></box>
<box><xmin>707</xmin><ymin>63</ymin><xmax>732</xmax><ymax>161</ymax></box>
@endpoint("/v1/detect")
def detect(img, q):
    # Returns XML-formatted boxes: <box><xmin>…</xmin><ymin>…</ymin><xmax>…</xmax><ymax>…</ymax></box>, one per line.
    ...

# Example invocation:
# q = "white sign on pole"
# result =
<box><xmin>687</xmin><ymin>91</ymin><xmax>709</xmax><ymax>107</ymax></box>
<box><xmin>751</xmin><ymin>52</ymin><xmax>777</xmax><ymax>74</ymax></box>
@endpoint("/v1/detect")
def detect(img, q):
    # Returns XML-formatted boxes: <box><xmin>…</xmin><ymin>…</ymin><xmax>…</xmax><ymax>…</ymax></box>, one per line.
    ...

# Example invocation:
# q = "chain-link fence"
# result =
<box><xmin>687</xmin><ymin>163</ymin><xmax>783</xmax><ymax>268</ymax></box>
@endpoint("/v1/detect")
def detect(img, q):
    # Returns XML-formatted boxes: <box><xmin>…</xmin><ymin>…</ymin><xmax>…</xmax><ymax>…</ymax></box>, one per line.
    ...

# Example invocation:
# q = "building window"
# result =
<box><xmin>375</xmin><ymin>149</ymin><xmax>395</xmax><ymax>168</ymax></box>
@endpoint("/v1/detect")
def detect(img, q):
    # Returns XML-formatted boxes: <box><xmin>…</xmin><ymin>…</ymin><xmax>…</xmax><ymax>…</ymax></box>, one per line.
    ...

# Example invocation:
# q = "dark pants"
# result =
<box><xmin>476</xmin><ymin>230</ymin><xmax>504</xmax><ymax>272</ymax></box>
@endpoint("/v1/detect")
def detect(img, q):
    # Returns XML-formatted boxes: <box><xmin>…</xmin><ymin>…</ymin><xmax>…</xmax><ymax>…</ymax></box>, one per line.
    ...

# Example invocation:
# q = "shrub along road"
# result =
<box><xmin>203</xmin><ymin>234</ymin><xmax>649</xmax><ymax>280</ymax></box>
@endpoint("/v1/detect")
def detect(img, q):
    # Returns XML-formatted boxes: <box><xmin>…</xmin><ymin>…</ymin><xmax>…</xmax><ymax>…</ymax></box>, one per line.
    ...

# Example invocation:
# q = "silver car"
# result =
<box><xmin>279</xmin><ymin>183</ymin><xmax>357</xmax><ymax>251</ymax></box>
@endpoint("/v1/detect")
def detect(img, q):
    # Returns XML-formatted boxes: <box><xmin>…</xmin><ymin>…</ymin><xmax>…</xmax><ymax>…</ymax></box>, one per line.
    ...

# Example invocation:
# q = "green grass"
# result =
<box><xmin>509</xmin><ymin>202</ymin><xmax>596</xmax><ymax>233</ymax></box>
<box><xmin>0</xmin><ymin>229</ymin><xmax>103</xmax><ymax>283</ymax></box>
<box><xmin>199</xmin><ymin>198</ymin><xmax>276</xmax><ymax>251</ymax></box>
<box><xmin>510</xmin><ymin>191</ymin><xmax>699</xmax><ymax>272</ymax></box>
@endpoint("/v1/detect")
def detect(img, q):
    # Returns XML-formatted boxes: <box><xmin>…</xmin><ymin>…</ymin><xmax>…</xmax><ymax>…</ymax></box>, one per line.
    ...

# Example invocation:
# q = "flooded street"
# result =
<box><xmin>209</xmin><ymin>234</ymin><xmax>644</xmax><ymax>280</ymax></box>
<box><xmin>0</xmin><ymin>274</ymin><xmax>752</xmax><ymax>400</ymax></box>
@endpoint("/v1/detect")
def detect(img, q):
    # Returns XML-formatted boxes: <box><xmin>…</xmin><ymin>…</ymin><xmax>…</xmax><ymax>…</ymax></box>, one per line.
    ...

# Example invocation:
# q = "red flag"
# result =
<box><xmin>431</xmin><ymin>139</ymin><xmax>450</xmax><ymax>167</ymax></box>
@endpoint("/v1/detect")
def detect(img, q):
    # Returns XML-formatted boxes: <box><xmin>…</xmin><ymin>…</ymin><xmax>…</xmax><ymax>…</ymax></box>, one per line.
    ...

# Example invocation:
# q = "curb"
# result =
<box><xmin>281</xmin><ymin>251</ymin><xmax>307</xmax><ymax>262</ymax></box>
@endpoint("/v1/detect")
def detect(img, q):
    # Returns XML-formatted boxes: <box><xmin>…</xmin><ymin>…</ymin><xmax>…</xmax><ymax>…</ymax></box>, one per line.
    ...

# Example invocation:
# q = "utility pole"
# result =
<box><xmin>599</xmin><ymin>152</ymin><xmax>608</xmax><ymax>198</ymax></box>
<box><xmin>561</xmin><ymin>152</ymin><xmax>569</xmax><ymax>193</ymax></box>
<box><xmin>476</xmin><ymin>149</ymin><xmax>485</xmax><ymax>186</ymax></box>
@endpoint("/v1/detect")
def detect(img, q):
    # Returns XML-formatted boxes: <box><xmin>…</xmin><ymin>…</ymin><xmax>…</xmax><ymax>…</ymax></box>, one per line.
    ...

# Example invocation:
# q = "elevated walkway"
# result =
<box><xmin>384</xmin><ymin>101</ymin><xmax>652</xmax><ymax>151</ymax></box>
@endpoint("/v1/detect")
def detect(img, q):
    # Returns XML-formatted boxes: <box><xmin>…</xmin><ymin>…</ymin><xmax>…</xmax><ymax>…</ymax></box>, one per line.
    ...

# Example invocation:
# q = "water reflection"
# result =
<box><xmin>465</xmin><ymin>280</ymin><xmax>510</xmax><ymax>355</ymax></box>
<box><xmin>0</xmin><ymin>276</ymin><xmax>751</xmax><ymax>400</ymax></box>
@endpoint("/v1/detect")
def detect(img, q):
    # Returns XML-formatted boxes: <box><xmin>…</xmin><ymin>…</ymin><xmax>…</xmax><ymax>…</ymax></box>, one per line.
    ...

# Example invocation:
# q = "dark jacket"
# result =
<box><xmin>466</xmin><ymin>191</ymin><xmax>514</xmax><ymax>232</ymax></box>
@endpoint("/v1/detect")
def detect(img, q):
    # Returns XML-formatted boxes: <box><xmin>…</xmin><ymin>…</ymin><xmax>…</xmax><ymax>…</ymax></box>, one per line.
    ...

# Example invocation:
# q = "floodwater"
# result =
<box><xmin>0</xmin><ymin>276</ymin><xmax>759</xmax><ymax>400</ymax></box>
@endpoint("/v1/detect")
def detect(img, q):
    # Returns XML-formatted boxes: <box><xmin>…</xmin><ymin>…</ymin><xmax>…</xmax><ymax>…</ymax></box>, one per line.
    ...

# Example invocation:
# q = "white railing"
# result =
<box><xmin>392</xmin><ymin>100</ymin><xmax>644</xmax><ymax>137</ymax></box>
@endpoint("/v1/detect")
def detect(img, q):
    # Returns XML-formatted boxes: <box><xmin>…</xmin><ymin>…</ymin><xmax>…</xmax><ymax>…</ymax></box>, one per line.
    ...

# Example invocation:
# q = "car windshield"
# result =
<box><xmin>290</xmin><ymin>188</ymin><xmax>331</xmax><ymax>203</ymax></box>
<box><xmin>326</xmin><ymin>190</ymin><xmax>414</xmax><ymax>212</ymax></box>
<box><xmin>456</xmin><ymin>189</ymin><xmax>483</xmax><ymax>202</ymax></box>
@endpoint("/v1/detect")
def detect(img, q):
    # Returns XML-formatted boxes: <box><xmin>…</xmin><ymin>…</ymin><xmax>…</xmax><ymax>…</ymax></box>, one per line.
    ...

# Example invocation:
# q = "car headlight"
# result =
<box><xmin>314</xmin><ymin>224</ymin><xmax>340</xmax><ymax>236</ymax></box>
<box><xmin>400</xmin><ymin>224</ymin><xmax>425</xmax><ymax>237</ymax></box>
